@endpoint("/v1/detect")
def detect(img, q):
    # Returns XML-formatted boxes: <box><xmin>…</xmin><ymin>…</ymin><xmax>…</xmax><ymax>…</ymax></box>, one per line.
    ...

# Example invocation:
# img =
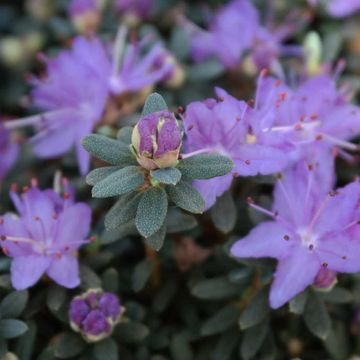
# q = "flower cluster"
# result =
<box><xmin>69</xmin><ymin>289</ymin><xmax>124</xmax><ymax>342</ymax></box>
<box><xmin>185</xmin><ymin>0</ymin><xmax>307</xmax><ymax>72</ymax></box>
<box><xmin>0</xmin><ymin>179</ymin><xmax>91</xmax><ymax>290</ymax></box>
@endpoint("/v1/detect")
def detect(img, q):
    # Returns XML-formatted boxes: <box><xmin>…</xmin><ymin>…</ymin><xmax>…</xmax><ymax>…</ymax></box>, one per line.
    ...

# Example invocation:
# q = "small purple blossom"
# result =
<box><xmin>69</xmin><ymin>289</ymin><xmax>123</xmax><ymax>342</ymax></box>
<box><xmin>68</xmin><ymin>0</ymin><xmax>100</xmax><ymax>34</ymax></box>
<box><xmin>182</xmin><ymin>76</ymin><xmax>296</xmax><ymax>209</ymax></box>
<box><xmin>231</xmin><ymin>162</ymin><xmax>360</xmax><ymax>309</ymax></box>
<box><xmin>313</xmin><ymin>267</ymin><xmax>337</xmax><ymax>290</ymax></box>
<box><xmin>309</xmin><ymin>0</ymin><xmax>360</xmax><ymax>17</ymax></box>
<box><xmin>0</xmin><ymin>123</ymin><xmax>18</xmax><ymax>181</ymax></box>
<box><xmin>132</xmin><ymin>110</ymin><xmax>182</xmax><ymax>170</ymax></box>
<box><xmin>0</xmin><ymin>180</ymin><xmax>91</xmax><ymax>290</ymax></box>
<box><xmin>109</xmin><ymin>27</ymin><xmax>173</xmax><ymax>96</ymax></box>
<box><xmin>115</xmin><ymin>0</ymin><xmax>154</xmax><ymax>20</ymax></box>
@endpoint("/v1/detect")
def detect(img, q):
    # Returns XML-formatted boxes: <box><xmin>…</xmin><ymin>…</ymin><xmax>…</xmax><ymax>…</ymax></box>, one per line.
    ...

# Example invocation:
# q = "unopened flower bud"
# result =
<box><xmin>131</xmin><ymin>110</ymin><xmax>182</xmax><ymax>170</ymax></box>
<box><xmin>69</xmin><ymin>289</ymin><xmax>124</xmax><ymax>342</ymax></box>
<box><xmin>68</xmin><ymin>0</ymin><xmax>101</xmax><ymax>35</ymax></box>
<box><xmin>313</xmin><ymin>267</ymin><xmax>337</xmax><ymax>291</ymax></box>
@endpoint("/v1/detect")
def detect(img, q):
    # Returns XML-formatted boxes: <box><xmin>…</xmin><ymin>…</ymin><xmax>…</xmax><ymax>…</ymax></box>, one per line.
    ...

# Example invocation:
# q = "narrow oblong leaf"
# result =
<box><xmin>136</xmin><ymin>187</ymin><xmax>168</xmax><ymax>238</ymax></box>
<box><xmin>54</xmin><ymin>332</ymin><xmax>85</xmax><ymax>359</ymax></box>
<box><xmin>304</xmin><ymin>290</ymin><xmax>331</xmax><ymax>340</ymax></box>
<box><xmin>239</xmin><ymin>289</ymin><xmax>270</xmax><ymax>330</ymax></box>
<box><xmin>241</xmin><ymin>322</ymin><xmax>269</xmax><ymax>360</ymax></box>
<box><xmin>145</xmin><ymin>224</ymin><xmax>166</xmax><ymax>251</ymax></box>
<box><xmin>115</xmin><ymin>323</ymin><xmax>150</xmax><ymax>344</ymax></box>
<box><xmin>142</xmin><ymin>93</ymin><xmax>168</xmax><ymax>116</ymax></box>
<box><xmin>132</xmin><ymin>259</ymin><xmax>155</xmax><ymax>292</ymax></box>
<box><xmin>178</xmin><ymin>153</ymin><xmax>233</xmax><ymax>180</ymax></box>
<box><xmin>105</xmin><ymin>192</ymin><xmax>142</xmax><ymax>230</ymax></box>
<box><xmin>0</xmin><ymin>290</ymin><xmax>28</xmax><ymax>318</ymax></box>
<box><xmin>86</xmin><ymin>166</ymin><xmax>122</xmax><ymax>186</ymax></box>
<box><xmin>0</xmin><ymin>319</ymin><xmax>28</xmax><ymax>339</ymax></box>
<box><xmin>210</xmin><ymin>191</ymin><xmax>237</xmax><ymax>233</ymax></box>
<box><xmin>151</xmin><ymin>168</ymin><xmax>182</xmax><ymax>185</ymax></box>
<box><xmin>166</xmin><ymin>208</ymin><xmax>197</xmax><ymax>234</ymax></box>
<box><xmin>15</xmin><ymin>320</ymin><xmax>37</xmax><ymax>360</ymax></box>
<box><xmin>81</xmin><ymin>134</ymin><xmax>135</xmax><ymax>165</ymax></box>
<box><xmin>92</xmin><ymin>166</ymin><xmax>144</xmax><ymax>198</ymax></box>
<box><xmin>117</xmin><ymin>126</ymin><xmax>133</xmax><ymax>144</ymax></box>
<box><xmin>191</xmin><ymin>277</ymin><xmax>239</xmax><ymax>300</ymax></box>
<box><xmin>201</xmin><ymin>306</ymin><xmax>240</xmax><ymax>336</ymax></box>
<box><xmin>289</xmin><ymin>290</ymin><xmax>308</xmax><ymax>315</ymax></box>
<box><xmin>167</xmin><ymin>181</ymin><xmax>204</xmax><ymax>214</ymax></box>
<box><xmin>93</xmin><ymin>338</ymin><xmax>118</xmax><ymax>360</ymax></box>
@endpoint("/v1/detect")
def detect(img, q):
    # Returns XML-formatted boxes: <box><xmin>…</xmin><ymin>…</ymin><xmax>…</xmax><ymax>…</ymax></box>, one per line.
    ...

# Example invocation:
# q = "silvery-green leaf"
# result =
<box><xmin>117</xmin><ymin>126</ymin><xmax>133</xmax><ymax>144</ymax></box>
<box><xmin>187</xmin><ymin>59</ymin><xmax>225</xmax><ymax>82</ymax></box>
<box><xmin>0</xmin><ymin>290</ymin><xmax>28</xmax><ymax>319</ymax></box>
<box><xmin>178</xmin><ymin>154</ymin><xmax>233</xmax><ymax>180</ymax></box>
<box><xmin>145</xmin><ymin>223</ymin><xmax>166</xmax><ymax>251</ymax></box>
<box><xmin>136</xmin><ymin>187</ymin><xmax>168</xmax><ymax>238</ymax></box>
<box><xmin>92</xmin><ymin>166</ymin><xmax>144</xmax><ymax>198</ymax></box>
<box><xmin>166</xmin><ymin>208</ymin><xmax>197</xmax><ymax>233</ymax></box>
<box><xmin>289</xmin><ymin>290</ymin><xmax>308</xmax><ymax>315</ymax></box>
<box><xmin>191</xmin><ymin>276</ymin><xmax>239</xmax><ymax>300</ymax></box>
<box><xmin>0</xmin><ymin>319</ymin><xmax>28</xmax><ymax>339</ymax></box>
<box><xmin>241</xmin><ymin>322</ymin><xmax>269</xmax><ymax>360</ymax></box>
<box><xmin>54</xmin><ymin>332</ymin><xmax>85</xmax><ymax>359</ymax></box>
<box><xmin>81</xmin><ymin>134</ymin><xmax>135</xmax><ymax>165</ymax></box>
<box><xmin>142</xmin><ymin>93</ymin><xmax>168</xmax><ymax>116</ymax></box>
<box><xmin>114</xmin><ymin>323</ymin><xmax>150</xmax><ymax>344</ymax></box>
<box><xmin>151</xmin><ymin>168</ymin><xmax>182</xmax><ymax>185</ymax></box>
<box><xmin>15</xmin><ymin>320</ymin><xmax>37</xmax><ymax>360</ymax></box>
<box><xmin>93</xmin><ymin>338</ymin><xmax>118</xmax><ymax>360</ymax></box>
<box><xmin>86</xmin><ymin>166</ymin><xmax>122</xmax><ymax>186</ymax></box>
<box><xmin>167</xmin><ymin>181</ymin><xmax>204</xmax><ymax>214</ymax></box>
<box><xmin>105</xmin><ymin>192</ymin><xmax>142</xmax><ymax>230</ymax></box>
<box><xmin>201</xmin><ymin>306</ymin><xmax>240</xmax><ymax>336</ymax></box>
<box><xmin>210</xmin><ymin>191</ymin><xmax>237</xmax><ymax>233</ymax></box>
<box><xmin>101</xmin><ymin>220</ymin><xmax>137</xmax><ymax>245</ymax></box>
<box><xmin>304</xmin><ymin>290</ymin><xmax>331</xmax><ymax>340</ymax></box>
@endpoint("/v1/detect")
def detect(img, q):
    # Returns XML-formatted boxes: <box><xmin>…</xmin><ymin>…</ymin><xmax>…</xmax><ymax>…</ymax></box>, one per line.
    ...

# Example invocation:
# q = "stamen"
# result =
<box><xmin>182</xmin><ymin>148</ymin><xmax>215</xmax><ymax>159</ymax></box>
<box><xmin>307</xmin><ymin>192</ymin><xmax>334</xmax><ymax>233</ymax></box>
<box><xmin>320</xmin><ymin>133</ymin><xmax>359</xmax><ymax>151</ymax></box>
<box><xmin>112</xmin><ymin>26</ymin><xmax>128</xmax><ymax>78</ymax></box>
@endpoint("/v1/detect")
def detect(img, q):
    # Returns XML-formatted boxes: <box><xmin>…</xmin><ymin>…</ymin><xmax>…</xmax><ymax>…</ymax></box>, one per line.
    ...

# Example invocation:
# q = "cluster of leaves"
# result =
<box><xmin>82</xmin><ymin>93</ymin><xmax>233</xmax><ymax>251</ymax></box>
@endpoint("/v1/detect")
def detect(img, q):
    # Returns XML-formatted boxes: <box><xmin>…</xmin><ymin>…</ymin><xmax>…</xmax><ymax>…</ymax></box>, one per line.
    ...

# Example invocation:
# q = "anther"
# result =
<box><xmin>187</xmin><ymin>125</ymin><xmax>194</xmax><ymax>131</ymax></box>
<box><xmin>329</xmin><ymin>190</ymin><xmax>339</xmax><ymax>197</ymax></box>
<box><xmin>0</xmin><ymin>235</ymin><xmax>6</xmax><ymax>241</ymax></box>
<box><xmin>0</xmin><ymin>218</ymin><xmax>3</xmax><ymax>225</ymax></box>
<box><xmin>247</xmin><ymin>197</ymin><xmax>254</xmax><ymax>205</ymax></box>
<box><xmin>283</xmin><ymin>235</ymin><xmax>290</xmax><ymax>241</ymax></box>
<box><xmin>11</xmin><ymin>183</ymin><xmax>18</xmax><ymax>193</ymax></box>
<box><xmin>322</xmin><ymin>262</ymin><xmax>328</xmax><ymax>267</ymax></box>
<box><xmin>244</xmin><ymin>160</ymin><xmax>251</xmax><ymax>165</ymax></box>
<box><xmin>177</xmin><ymin>106</ymin><xmax>185</xmax><ymax>115</ymax></box>
<box><xmin>342</xmin><ymin>256</ymin><xmax>347</xmax><ymax>260</ymax></box>
<box><xmin>31</xmin><ymin>178</ymin><xmax>39</xmax><ymax>187</ymax></box>
<box><xmin>307</xmin><ymin>164</ymin><xmax>314</xmax><ymax>171</ymax></box>
<box><xmin>63</xmin><ymin>192</ymin><xmax>70</xmax><ymax>200</ymax></box>
<box><xmin>308</xmin><ymin>244</ymin><xmax>314</xmax><ymax>250</ymax></box>
<box><xmin>310</xmin><ymin>114</ymin><xmax>318</xmax><ymax>120</ymax></box>
<box><xmin>315</xmin><ymin>134</ymin><xmax>323</xmax><ymax>141</ymax></box>
<box><xmin>232</xmin><ymin>172</ymin><xmax>239</xmax><ymax>178</ymax></box>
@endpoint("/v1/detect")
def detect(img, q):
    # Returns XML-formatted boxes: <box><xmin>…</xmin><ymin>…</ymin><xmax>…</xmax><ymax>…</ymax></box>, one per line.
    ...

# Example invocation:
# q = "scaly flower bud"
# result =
<box><xmin>69</xmin><ymin>289</ymin><xmax>124</xmax><ymax>343</ymax></box>
<box><xmin>131</xmin><ymin>110</ymin><xmax>182</xmax><ymax>170</ymax></box>
<box><xmin>313</xmin><ymin>267</ymin><xmax>337</xmax><ymax>291</ymax></box>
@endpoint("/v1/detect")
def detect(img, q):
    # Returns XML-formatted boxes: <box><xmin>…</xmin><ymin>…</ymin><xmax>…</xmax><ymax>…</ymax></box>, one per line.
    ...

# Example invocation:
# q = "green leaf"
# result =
<box><xmin>304</xmin><ymin>290</ymin><xmax>331</xmax><ymax>340</ymax></box>
<box><xmin>105</xmin><ymin>192</ymin><xmax>142</xmax><ymax>230</ymax></box>
<box><xmin>0</xmin><ymin>339</ymin><xmax>7</xmax><ymax>359</ymax></box>
<box><xmin>191</xmin><ymin>276</ymin><xmax>239</xmax><ymax>300</ymax></box>
<box><xmin>132</xmin><ymin>259</ymin><xmax>155</xmax><ymax>292</ymax></box>
<box><xmin>241</xmin><ymin>322</ymin><xmax>269</xmax><ymax>360</ymax></box>
<box><xmin>92</xmin><ymin>166</ymin><xmax>144</xmax><ymax>198</ymax></box>
<box><xmin>15</xmin><ymin>320</ymin><xmax>37</xmax><ymax>360</ymax></box>
<box><xmin>0</xmin><ymin>319</ymin><xmax>28</xmax><ymax>339</ymax></box>
<box><xmin>201</xmin><ymin>306</ymin><xmax>240</xmax><ymax>336</ymax></box>
<box><xmin>93</xmin><ymin>338</ymin><xmax>118</xmax><ymax>360</ymax></box>
<box><xmin>136</xmin><ymin>187</ymin><xmax>168</xmax><ymax>237</ymax></box>
<box><xmin>210</xmin><ymin>191</ymin><xmax>237</xmax><ymax>233</ymax></box>
<box><xmin>239</xmin><ymin>289</ymin><xmax>270</xmax><ymax>330</ymax></box>
<box><xmin>170</xmin><ymin>333</ymin><xmax>193</xmax><ymax>360</ymax></box>
<box><xmin>166</xmin><ymin>208</ymin><xmax>198</xmax><ymax>233</ymax></box>
<box><xmin>86</xmin><ymin>166</ymin><xmax>122</xmax><ymax>186</ymax></box>
<box><xmin>167</xmin><ymin>181</ymin><xmax>204</xmax><ymax>214</ymax></box>
<box><xmin>79</xmin><ymin>265</ymin><xmax>102</xmax><ymax>290</ymax></box>
<box><xmin>117</xmin><ymin>126</ymin><xmax>133</xmax><ymax>144</ymax></box>
<box><xmin>323</xmin><ymin>321</ymin><xmax>349</xmax><ymax>360</ymax></box>
<box><xmin>320</xmin><ymin>287</ymin><xmax>353</xmax><ymax>303</ymax></box>
<box><xmin>54</xmin><ymin>333</ymin><xmax>85</xmax><ymax>359</ymax></box>
<box><xmin>151</xmin><ymin>168</ymin><xmax>182</xmax><ymax>185</ymax></box>
<box><xmin>102</xmin><ymin>268</ymin><xmax>119</xmax><ymax>293</ymax></box>
<box><xmin>178</xmin><ymin>153</ymin><xmax>233</xmax><ymax>180</ymax></box>
<box><xmin>142</xmin><ymin>93</ymin><xmax>168</xmax><ymax>116</ymax></box>
<box><xmin>81</xmin><ymin>134</ymin><xmax>135</xmax><ymax>165</ymax></box>
<box><xmin>46</xmin><ymin>285</ymin><xmax>67</xmax><ymax>313</ymax></box>
<box><xmin>0</xmin><ymin>290</ymin><xmax>28</xmax><ymax>318</ymax></box>
<box><xmin>101</xmin><ymin>220</ymin><xmax>137</xmax><ymax>244</ymax></box>
<box><xmin>212</xmin><ymin>329</ymin><xmax>239</xmax><ymax>360</ymax></box>
<box><xmin>187</xmin><ymin>59</ymin><xmax>225</xmax><ymax>82</ymax></box>
<box><xmin>145</xmin><ymin>224</ymin><xmax>166</xmax><ymax>251</ymax></box>
<box><xmin>115</xmin><ymin>323</ymin><xmax>150</xmax><ymax>344</ymax></box>
<box><xmin>289</xmin><ymin>290</ymin><xmax>308</xmax><ymax>315</ymax></box>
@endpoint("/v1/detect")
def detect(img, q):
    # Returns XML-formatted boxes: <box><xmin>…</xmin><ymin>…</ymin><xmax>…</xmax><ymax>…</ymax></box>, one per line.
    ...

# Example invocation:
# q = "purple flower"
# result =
<box><xmin>263</xmin><ymin>75</ymin><xmax>360</xmax><ymax>163</ymax></box>
<box><xmin>182</xmin><ymin>79</ymin><xmax>296</xmax><ymax>209</ymax></box>
<box><xmin>5</xmin><ymin>37</ymin><xmax>112</xmax><ymax>175</ymax></box>
<box><xmin>186</xmin><ymin>0</ymin><xmax>305</xmax><ymax>71</ymax></box>
<box><xmin>188</xmin><ymin>0</ymin><xmax>259</xmax><ymax>68</ymax></box>
<box><xmin>115</xmin><ymin>0</ymin><xmax>154</xmax><ymax>20</ymax></box>
<box><xmin>0</xmin><ymin>181</ymin><xmax>92</xmax><ymax>290</ymax></box>
<box><xmin>68</xmin><ymin>0</ymin><xmax>101</xmax><ymax>35</ymax></box>
<box><xmin>132</xmin><ymin>110</ymin><xmax>182</xmax><ymax>170</ymax></box>
<box><xmin>0</xmin><ymin>123</ymin><xmax>18</xmax><ymax>181</ymax></box>
<box><xmin>309</xmin><ymin>0</ymin><xmax>360</xmax><ymax>17</ymax></box>
<box><xmin>109</xmin><ymin>27</ymin><xmax>173</xmax><ymax>96</ymax></box>
<box><xmin>231</xmin><ymin>162</ymin><xmax>360</xmax><ymax>309</ymax></box>
<box><xmin>69</xmin><ymin>289</ymin><xmax>123</xmax><ymax>342</ymax></box>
